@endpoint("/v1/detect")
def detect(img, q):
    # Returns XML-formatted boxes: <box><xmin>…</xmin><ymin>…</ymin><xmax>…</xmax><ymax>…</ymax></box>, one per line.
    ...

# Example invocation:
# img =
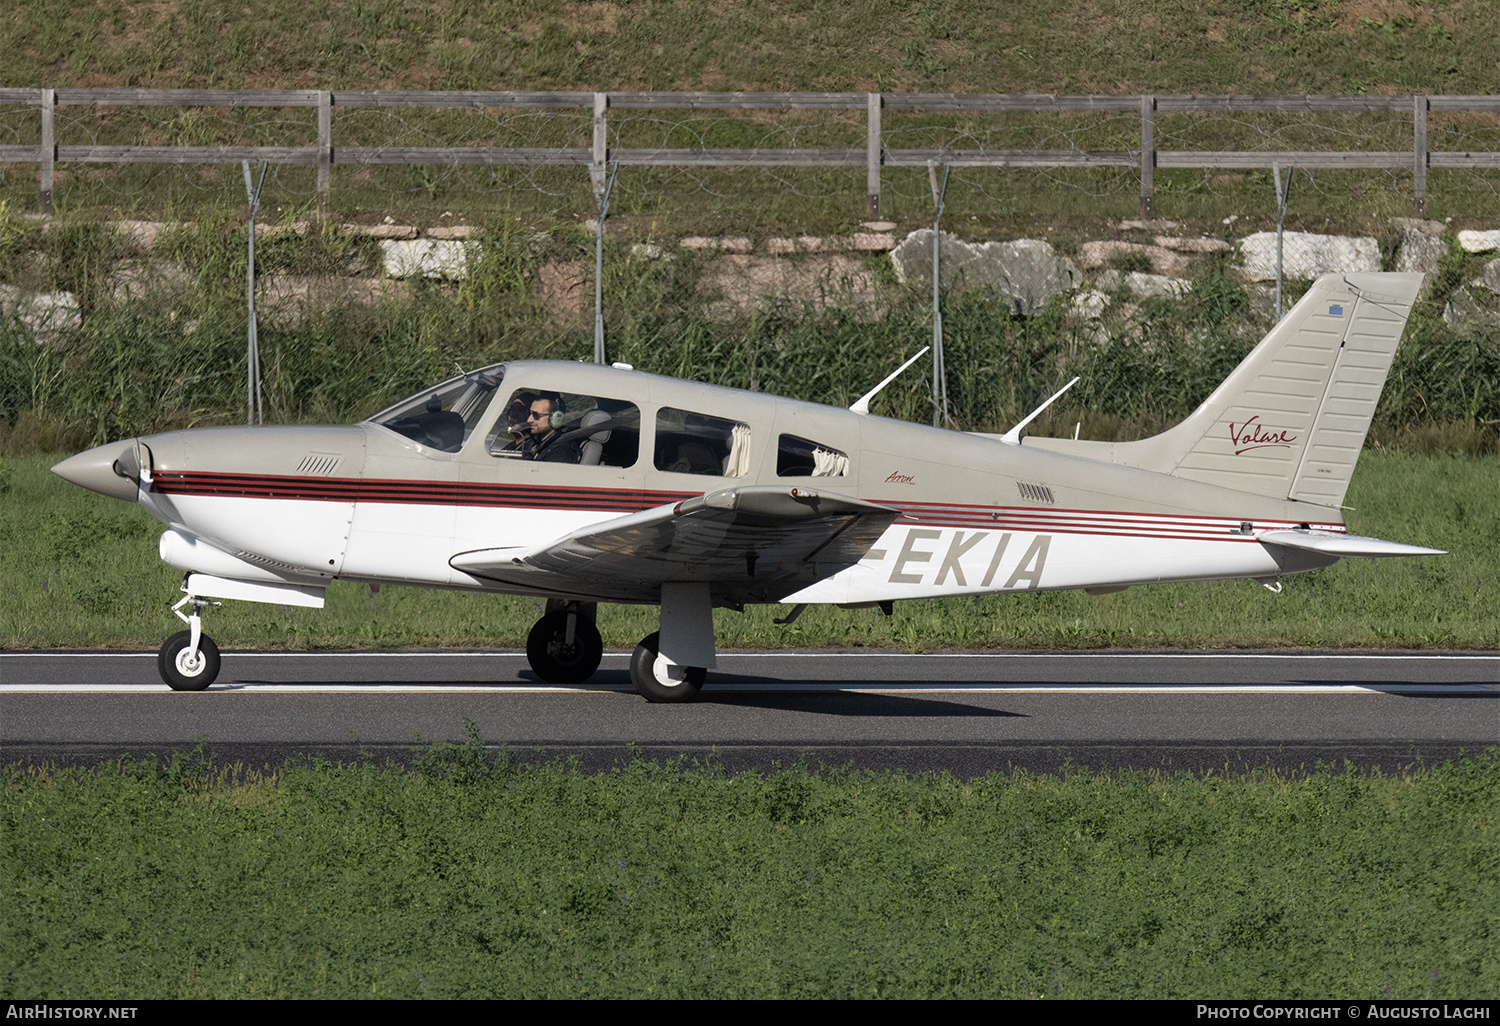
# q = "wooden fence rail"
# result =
<box><xmin>1</xmin><ymin>89</ymin><xmax>1496</xmax><ymax>217</ymax></box>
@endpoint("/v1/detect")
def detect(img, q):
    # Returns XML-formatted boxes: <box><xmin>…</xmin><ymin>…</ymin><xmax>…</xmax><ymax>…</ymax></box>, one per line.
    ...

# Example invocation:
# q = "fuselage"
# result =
<box><xmin>59</xmin><ymin>359</ymin><xmax>1349</xmax><ymax>605</ymax></box>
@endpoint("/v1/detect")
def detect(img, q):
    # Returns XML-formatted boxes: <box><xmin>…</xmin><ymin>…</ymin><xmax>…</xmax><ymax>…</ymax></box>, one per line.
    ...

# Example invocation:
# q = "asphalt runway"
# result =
<box><xmin>2</xmin><ymin>650</ymin><xmax>1495</xmax><ymax>776</ymax></box>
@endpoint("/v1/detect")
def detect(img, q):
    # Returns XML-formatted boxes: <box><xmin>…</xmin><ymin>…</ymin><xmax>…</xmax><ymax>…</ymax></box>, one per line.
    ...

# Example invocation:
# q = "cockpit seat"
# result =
<box><xmin>424</xmin><ymin>411</ymin><xmax>466</xmax><ymax>452</ymax></box>
<box><xmin>667</xmin><ymin>441</ymin><xmax>722</xmax><ymax>475</ymax></box>
<box><xmin>578</xmin><ymin>409</ymin><xmax>613</xmax><ymax>466</ymax></box>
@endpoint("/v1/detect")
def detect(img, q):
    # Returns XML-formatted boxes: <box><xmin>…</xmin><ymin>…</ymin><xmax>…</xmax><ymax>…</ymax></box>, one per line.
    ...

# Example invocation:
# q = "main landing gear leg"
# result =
<box><xmin>630</xmin><ymin>582</ymin><xmax>714</xmax><ymax>703</ymax></box>
<box><xmin>526</xmin><ymin>599</ymin><xmax>603</xmax><ymax>684</ymax></box>
<box><xmin>159</xmin><ymin>587</ymin><xmax>221</xmax><ymax>691</ymax></box>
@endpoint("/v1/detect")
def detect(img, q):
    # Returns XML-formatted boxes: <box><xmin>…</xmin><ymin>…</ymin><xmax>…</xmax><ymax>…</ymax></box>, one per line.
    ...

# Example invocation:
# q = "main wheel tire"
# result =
<box><xmin>526</xmin><ymin>612</ymin><xmax>603</xmax><ymax>684</ymax></box>
<box><xmin>158</xmin><ymin>630</ymin><xmax>220</xmax><ymax>691</ymax></box>
<box><xmin>629</xmin><ymin>631</ymin><xmax>706</xmax><ymax>703</ymax></box>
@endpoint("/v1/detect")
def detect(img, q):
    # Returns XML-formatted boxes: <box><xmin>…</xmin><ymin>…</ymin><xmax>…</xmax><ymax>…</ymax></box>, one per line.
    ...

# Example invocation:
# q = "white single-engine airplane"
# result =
<box><xmin>54</xmin><ymin>272</ymin><xmax>1443</xmax><ymax>701</ymax></box>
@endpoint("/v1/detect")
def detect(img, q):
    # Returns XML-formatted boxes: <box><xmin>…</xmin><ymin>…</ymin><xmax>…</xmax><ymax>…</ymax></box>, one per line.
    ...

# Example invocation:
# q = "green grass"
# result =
<box><xmin>4</xmin><ymin>449</ymin><xmax>1496</xmax><ymax>651</ymax></box>
<box><xmin>7</xmin><ymin>1</ymin><xmax>1498</xmax><ymax>105</ymax></box>
<box><xmin>3</xmin><ymin>741</ymin><xmax>1496</xmax><ymax>998</ymax></box>
<box><xmin>2</xmin><ymin>1</ymin><xmax>1498</xmax><ymax>225</ymax></box>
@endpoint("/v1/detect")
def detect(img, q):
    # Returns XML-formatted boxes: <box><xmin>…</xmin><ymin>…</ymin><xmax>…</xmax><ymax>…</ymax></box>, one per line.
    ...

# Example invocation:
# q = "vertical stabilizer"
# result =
<box><xmin>1023</xmin><ymin>272</ymin><xmax>1422</xmax><ymax>508</ymax></box>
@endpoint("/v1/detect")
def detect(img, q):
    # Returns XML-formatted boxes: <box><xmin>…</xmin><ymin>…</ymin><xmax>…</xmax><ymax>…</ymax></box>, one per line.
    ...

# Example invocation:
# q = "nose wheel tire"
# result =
<box><xmin>629</xmin><ymin>631</ymin><xmax>706</xmax><ymax>703</ymax></box>
<box><xmin>158</xmin><ymin>630</ymin><xmax>221</xmax><ymax>691</ymax></box>
<box><xmin>526</xmin><ymin>612</ymin><xmax>604</xmax><ymax>684</ymax></box>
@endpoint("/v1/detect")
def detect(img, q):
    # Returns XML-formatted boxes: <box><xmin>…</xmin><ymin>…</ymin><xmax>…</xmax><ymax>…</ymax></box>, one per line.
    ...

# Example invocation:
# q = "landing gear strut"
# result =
<box><xmin>159</xmin><ymin>592</ymin><xmax>221</xmax><ymax>691</ymax></box>
<box><xmin>629</xmin><ymin>631</ymin><xmax>705</xmax><ymax>703</ymax></box>
<box><xmin>628</xmin><ymin>582</ymin><xmax>714</xmax><ymax>703</ymax></box>
<box><xmin>525</xmin><ymin>600</ymin><xmax>603</xmax><ymax>684</ymax></box>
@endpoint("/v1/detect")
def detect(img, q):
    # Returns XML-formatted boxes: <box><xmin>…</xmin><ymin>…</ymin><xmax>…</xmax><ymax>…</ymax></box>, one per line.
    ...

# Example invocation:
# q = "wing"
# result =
<box><xmin>450</xmin><ymin>485</ymin><xmax>901</xmax><ymax>604</ymax></box>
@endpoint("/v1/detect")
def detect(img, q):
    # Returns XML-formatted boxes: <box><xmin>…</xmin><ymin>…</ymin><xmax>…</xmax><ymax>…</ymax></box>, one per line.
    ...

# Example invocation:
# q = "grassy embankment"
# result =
<box><xmin>3</xmin><ymin>740</ymin><xmax>1496</xmax><ymax>999</ymax></box>
<box><xmin>2</xmin><ymin>0</ymin><xmax>1498</xmax><ymax>227</ymax></box>
<box><xmin>4</xmin><ymin>448</ymin><xmax>1495</xmax><ymax>651</ymax></box>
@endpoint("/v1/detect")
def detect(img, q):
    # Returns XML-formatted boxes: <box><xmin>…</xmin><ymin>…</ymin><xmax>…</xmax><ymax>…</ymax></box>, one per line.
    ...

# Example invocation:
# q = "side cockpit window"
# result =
<box><xmin>655</xmin><ymin>408</ymin><xmax>751</xmax><ymax>477</ymax></box>
<box><xmin>777</xmin><ymin>434</ymin><xmax>848</xmax><ymax>477</ymax></box>
<box><xmin>373</xmin><ymin>367</ymin><xmax>503</xmax><ymax>453</ymax></box>
<box><xmin>484</xmin><ymin>389</ymin><xmax>640</xmax><ymax>468</ymax></box>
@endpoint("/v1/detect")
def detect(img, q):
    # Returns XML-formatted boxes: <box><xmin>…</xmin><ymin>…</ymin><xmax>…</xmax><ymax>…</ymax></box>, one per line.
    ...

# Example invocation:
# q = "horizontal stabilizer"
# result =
<box><xmin>1258</xmin><ymin>530</ymin><xmax>1445</xmax><ymax>559</ymax></box>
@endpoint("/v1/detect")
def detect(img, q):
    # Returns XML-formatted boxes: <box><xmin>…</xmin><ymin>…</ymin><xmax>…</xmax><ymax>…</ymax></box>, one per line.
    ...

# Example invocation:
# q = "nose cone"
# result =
<box><xmin>52</xmin><ymin>440</ymin><xmax>144</xmax><ymax>503</ymax></box>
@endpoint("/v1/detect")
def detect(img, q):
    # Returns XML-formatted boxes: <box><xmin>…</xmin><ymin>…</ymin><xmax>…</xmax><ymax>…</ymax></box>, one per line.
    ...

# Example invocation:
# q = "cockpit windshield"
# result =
<box><xmin>367</xmin><ymin>364</ymin><xmax>505</xmax><ymax>453</ymax></box>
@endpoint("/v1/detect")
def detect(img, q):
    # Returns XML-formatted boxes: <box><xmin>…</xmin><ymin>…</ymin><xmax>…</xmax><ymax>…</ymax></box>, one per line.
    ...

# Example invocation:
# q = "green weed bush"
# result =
<box><xmin>1</xmin><ymin>215</ymin><xmax>1495</xmax><ymax>454</ymax></box>
<box><xmin>3</xmin><ymin>741</ymin><xmax>1495</xmax><ymax>998</ymax></box>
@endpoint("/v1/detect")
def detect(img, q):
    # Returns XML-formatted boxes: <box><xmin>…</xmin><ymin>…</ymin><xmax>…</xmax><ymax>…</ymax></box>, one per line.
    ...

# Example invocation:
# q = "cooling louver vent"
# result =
<box><xmin>296</xmin><ymin>453</ymin><xmax>342</xmax><ymax>476</ymax></box>
<box><xmin>1017</xmin><ymin>482</ymin><xmax>1056</xmax><ymax>504</ymax></box>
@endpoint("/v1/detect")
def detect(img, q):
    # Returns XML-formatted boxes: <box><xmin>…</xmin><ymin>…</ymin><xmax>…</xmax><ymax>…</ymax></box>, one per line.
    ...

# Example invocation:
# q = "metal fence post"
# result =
<box><xmin>1414</xmin><ymin>95</ymin><xmax>1428</xmax><ymax>217</ymax></box>
<box><xmin>1139</xmin><ymin>94</ymin><xmax>1154</xmax><ymax>220</ymax></box>
<box><xmin>317</xmin><ymin>90</ymin><xmax>332</xmax><ymax>217</ymax></box>
<box><xmin>592</xmin><ymin>92</ymin><xmax>609</xmax><ymax>213</ymax></box>
<box><xmin>929</xmin><ymin>161</ymin><xmax>950</xmax><ymax>428</ymax></box>
<box><xmin>39</xmin><ymin>88</ymin><xmax>54</xmax><ymax>215</ymax></box>
<box><xmin>243</xmin><ymin>161</ymin><xmax>268</xmax><ymax>426</ymax></box>
<box><xmin>594</xmin><ymin>162</ymin><xmax>618</xmax><ymax>366</ymax></box>
<box><xmin>867</xmin><ymin>92</ymin><xmax>882</xmax><ymax>218</ymax></box>
<box><xmin>1272</xmin><ymin>162</ymin><xmax>1292</xmax><ymax>322</ymax></box>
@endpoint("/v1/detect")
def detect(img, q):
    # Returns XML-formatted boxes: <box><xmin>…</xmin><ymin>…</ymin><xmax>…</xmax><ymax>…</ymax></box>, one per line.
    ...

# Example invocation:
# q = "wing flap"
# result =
<box><xmin>451</xmin><ymin>485</ymin><xmax>901</xmax><ymax>603</ymax></box>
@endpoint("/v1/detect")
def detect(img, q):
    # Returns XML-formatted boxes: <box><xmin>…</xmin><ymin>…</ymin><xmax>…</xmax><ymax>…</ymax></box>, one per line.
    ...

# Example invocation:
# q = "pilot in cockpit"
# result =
<box><xmin>521</xmin><ymin>392</ymin><xmax>582</xmax><ymax>464</ymax></box>
<box><xmin>494</xmin><ymin>391</ymin><xmax>537</xmax><ymax>454</ymax></box>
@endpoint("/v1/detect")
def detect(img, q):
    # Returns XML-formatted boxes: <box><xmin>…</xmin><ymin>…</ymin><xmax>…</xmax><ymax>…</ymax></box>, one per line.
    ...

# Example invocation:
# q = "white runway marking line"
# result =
<box><xmin>4</xmin><ymin>653</ymin><xmax>1492</xmax><ymax>694</ymax></box>
<box><xmin>6</xmin><ymin>651</ymin><xmax>1497</xmax><ymax>661</ymax></box>
<box><xmin>2</xmin><ymin>682</ymin><xmax>1491</xmax><ymax>695</ymax></box>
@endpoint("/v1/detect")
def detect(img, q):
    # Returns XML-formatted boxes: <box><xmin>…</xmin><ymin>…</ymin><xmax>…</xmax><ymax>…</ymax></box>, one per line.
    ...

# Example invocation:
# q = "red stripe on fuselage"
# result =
<box><xmin>879</xmin><ymin>502</ymin><xmax>1344</xmax><ymax>543</ymax></box>
<box><xmin>152</xmin><ymin>471</ymin><xmax>700</xmax><ymax>513</ymax></box>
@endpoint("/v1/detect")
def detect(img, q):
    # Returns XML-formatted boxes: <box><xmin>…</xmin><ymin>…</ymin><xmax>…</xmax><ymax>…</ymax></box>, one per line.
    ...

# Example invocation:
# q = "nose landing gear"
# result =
<box><xmin>159</xmin><ymin>591</ymin><xmax>221</xmax><ymax>691</ymax></box>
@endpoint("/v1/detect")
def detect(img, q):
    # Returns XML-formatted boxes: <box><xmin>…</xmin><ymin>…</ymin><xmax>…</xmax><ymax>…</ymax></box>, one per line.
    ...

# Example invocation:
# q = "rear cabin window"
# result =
<box><xmin>483</xmin><ymin>389</ymin><xmax>640</xmax><ymax>467</ymax></box>
<box><xmin>777</xmin><ymin>434</ymin><xmax>849</xmax><ymax>477</ymax></box>
<box><xmin>654</xmin><ymin>408</ymin><xmax>751</xmax><ymax>477</ymax></box>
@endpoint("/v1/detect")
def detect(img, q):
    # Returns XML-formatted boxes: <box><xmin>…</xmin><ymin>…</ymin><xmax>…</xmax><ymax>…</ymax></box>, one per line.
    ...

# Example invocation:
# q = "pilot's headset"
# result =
<box><xmin>541</xmin><ymin>393</ymin><xmax>568</xmax><ymax>430</ymax></box>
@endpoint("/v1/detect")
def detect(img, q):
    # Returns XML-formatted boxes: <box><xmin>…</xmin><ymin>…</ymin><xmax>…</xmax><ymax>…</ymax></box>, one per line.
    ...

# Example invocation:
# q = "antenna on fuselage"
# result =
<box><xmin>849</xmin><ymin>346</ymin><xmax>931</xmax><ymax>415</ymax></box>
<box><xmin>1000</xmin><ymin>376</ymin><xmax>1081</xmax><ymax>445</ymax></box>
